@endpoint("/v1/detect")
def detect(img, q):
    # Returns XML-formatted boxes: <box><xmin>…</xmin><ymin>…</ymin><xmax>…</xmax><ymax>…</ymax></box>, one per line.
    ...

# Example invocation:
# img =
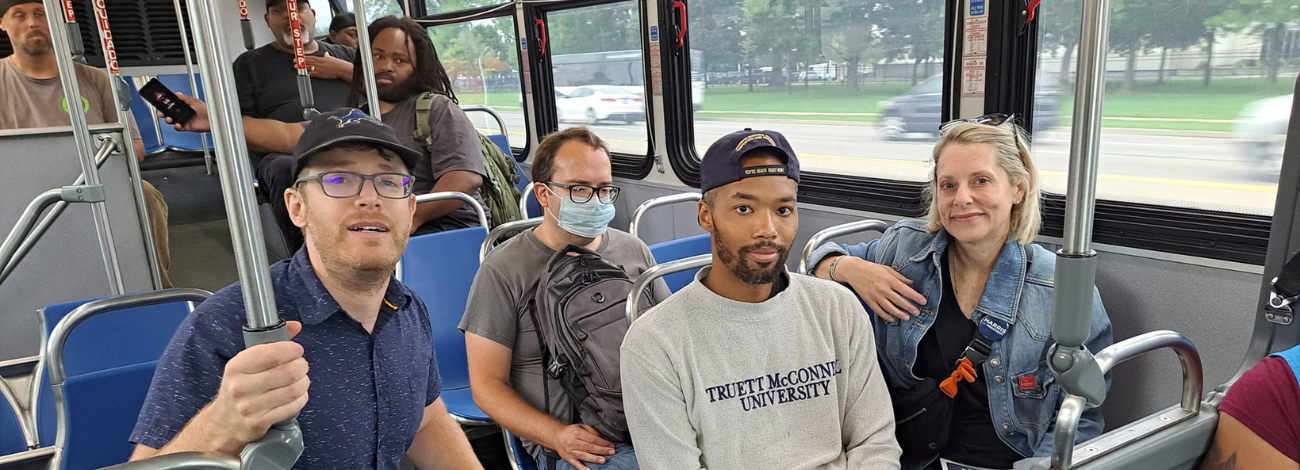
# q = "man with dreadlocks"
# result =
<box><xmin>167</xmin><ymin>16</ymin><xmax>489</xmax><ymax>239</ymax></box>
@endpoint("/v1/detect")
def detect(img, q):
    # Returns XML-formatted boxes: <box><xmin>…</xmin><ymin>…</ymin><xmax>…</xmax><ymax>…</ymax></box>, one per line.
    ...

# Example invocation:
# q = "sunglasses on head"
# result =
<box><xmin>939</xmin><ymin>113</ymin><xmax>1022</xmax><ymax>149</ymax></box>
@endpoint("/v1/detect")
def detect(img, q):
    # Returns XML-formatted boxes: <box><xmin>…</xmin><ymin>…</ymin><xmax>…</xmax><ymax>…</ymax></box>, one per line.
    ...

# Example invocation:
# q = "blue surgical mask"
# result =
<box><xmin>546</xmin><ymin>186</ymin><xmax>616</xmax><ymax>239</ymax></box>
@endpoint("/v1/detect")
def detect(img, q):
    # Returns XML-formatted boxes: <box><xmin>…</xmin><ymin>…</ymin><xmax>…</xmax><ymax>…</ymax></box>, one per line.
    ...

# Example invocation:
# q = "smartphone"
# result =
<box><xmin>139</xmin><ymin>78</ymin><xmax>196</xmax><ymax>125</ymax></box>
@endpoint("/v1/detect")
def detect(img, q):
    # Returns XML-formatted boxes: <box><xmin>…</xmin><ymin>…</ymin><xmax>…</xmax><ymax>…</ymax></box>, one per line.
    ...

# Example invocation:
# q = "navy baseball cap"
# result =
<box><xmin>293</xmin><ymin>108</ymin><xmax>422</xmax><ymax>176</ymax></box>
<box><xmin>699</xmin><ymin>128</ymin><xmax>800</xmax><ymax>194</ymax></box>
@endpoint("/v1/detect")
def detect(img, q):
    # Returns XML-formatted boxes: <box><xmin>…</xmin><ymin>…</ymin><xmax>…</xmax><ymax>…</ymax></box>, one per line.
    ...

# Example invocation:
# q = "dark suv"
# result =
<box><xmin>876</xmin><ymin>76</ymin><xmax>1061</xmax><ymax>140</ymax></box>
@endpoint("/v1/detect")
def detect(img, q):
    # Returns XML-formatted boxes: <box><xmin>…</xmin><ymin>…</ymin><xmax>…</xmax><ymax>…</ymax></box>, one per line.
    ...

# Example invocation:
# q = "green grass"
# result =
<box><xmin>455</xmin><ymin>90</ymin><xmax>522</xmax><ymax>111</ymax></box>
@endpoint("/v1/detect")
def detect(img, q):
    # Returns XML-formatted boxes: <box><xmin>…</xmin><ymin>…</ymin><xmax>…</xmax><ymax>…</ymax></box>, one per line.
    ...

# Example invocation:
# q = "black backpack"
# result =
<box><xmin>529</xmin><ymin>245</ymin><xmax>646</xmax><ymax>445</ymax></box>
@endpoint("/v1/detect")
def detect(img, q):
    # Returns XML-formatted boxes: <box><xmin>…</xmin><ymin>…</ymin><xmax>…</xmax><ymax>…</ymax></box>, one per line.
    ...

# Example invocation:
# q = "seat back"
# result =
<box><xmin>400</xmin><ymin>227</ymin><xmax>488</xmax><ymax>391</ymax></box>
<box><xmin>124</xmin><ymin>81</ymin><xmax>164</xmax><ymax>155</ymax></box>
<box><xmin>0</xmin><ymin>397</ymin><xmax>24</xmax><ymax>456</ymax></box>
<box><xmin>648</xmin><ymin>234</ymin><xmax>711</xmax><ymax>293</ymax></box>
<box><xmin>58</xmin><ymin>362</ymin><xmax>157</xmax><ymax>470</ymax></box>
<box><xmin>154</xmin><ymin>75</ymin><xmax>211</xmax><ymax>152</ymax></box>
<box><xmin>35</xmin><ymin>290</ymin><xmax>206</xmax><ymax>448</ymax></box>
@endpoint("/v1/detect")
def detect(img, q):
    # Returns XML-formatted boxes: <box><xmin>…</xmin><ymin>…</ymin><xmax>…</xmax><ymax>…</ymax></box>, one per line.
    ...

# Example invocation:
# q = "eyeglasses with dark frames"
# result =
<box><xmin>294</xmin><ymin>171</ymin><xmax>414</xmax><ymax>199</ymax></box>
<box><xmin>544</xmin><ymin>182</ymin><xmax>621</xmax><ymax>204</ymax></box>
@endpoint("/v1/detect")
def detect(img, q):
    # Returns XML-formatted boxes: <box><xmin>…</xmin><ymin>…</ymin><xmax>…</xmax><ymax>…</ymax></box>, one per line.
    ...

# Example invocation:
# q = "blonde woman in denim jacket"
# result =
<box><xmin>809</xmin><ymin>116</ymin><xmax>1113</xmax><ymax>470</ymax></box>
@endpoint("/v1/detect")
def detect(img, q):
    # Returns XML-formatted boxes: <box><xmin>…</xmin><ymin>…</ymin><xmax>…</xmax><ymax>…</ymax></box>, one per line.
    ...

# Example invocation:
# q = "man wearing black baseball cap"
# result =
<box><xmin>129</xmin><ymin>109</ymin><xmax>483</xmax><ymax>470</ymax></box>
<box><xmin>621</xmin><ymin>129</ymin><xmax>901</xmax><ymax>469</ymax></box>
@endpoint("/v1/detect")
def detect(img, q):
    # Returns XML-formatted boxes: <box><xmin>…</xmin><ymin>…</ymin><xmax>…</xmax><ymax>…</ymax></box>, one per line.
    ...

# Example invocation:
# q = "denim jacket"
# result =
<box><xmin>809</xmin><ymin>219</ymin><xmax>1113</xmax><ymax>461</ymax></box>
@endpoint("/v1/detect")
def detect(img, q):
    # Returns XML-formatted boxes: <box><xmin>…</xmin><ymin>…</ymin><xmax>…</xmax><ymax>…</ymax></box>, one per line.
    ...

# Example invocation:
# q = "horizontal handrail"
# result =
<box><xmin>46</xmin><ymin>288</ymin><xmax>214</xmax><ymax>386</ymax></box>
<box><xmin>480</xmin><ymin>217</ymin><xmax>543</xmax><ymax>262</ymax></box>
<box><xmin>629</xmin><ymin>193</ymin><xmax>701</xmax><ymax>239</ymax></box>
<box><xmin>96</xmin><ymin>452</ymin><xmax>239</xmax><ymax>469</ymax></box>
<box><xmin>797</xmin><ymin>219</ymin><xmax>891</xmax><ymax>275</ymax></box>
<box><xmin>459</xmin><ymin>105</ymin><xmax>508</xmax><ymax>136</ymax></box>
<box><xmin>1049</xmin><ymin>330</ymin><xmax>1203</xmax><ymax>469</ymax></box>
<box><xmin>415</xmin><ymin>191</ymin><xmax>489</xmax><ymax>230</ymax></box>
<box><xmin>626</xmin><ymin>254</ymin><xmax>711</xmax><ymax>325</ymax></box>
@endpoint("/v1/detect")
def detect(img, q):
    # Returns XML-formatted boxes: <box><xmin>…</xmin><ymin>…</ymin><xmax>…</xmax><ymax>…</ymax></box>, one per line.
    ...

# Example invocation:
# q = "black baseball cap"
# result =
<box><xmin>0</xmin><ymin>0</ymin><xmax>39</xmax><ymax>17</ymax></box>
<box><xmin>699</xmin><ymin>128</ymin><xmax>800</xmax><ymax>194</ymax></box>
<box><xmin>292</xmin><ymin>109</ymin><xmax>422</xmax><ymax>176</ymax></box>
<box><xmin>329</xmin><ymin>13</ymin><xmax>356</xmax><ymax>32</ymax></box>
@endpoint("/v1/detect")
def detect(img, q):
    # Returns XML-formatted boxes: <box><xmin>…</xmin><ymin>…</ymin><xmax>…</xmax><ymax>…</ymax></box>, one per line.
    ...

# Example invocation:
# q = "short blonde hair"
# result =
<box><xmin>922</xmin><ymin>121</ymin><xmax>1041</xmax><ymax>245</ymax></box>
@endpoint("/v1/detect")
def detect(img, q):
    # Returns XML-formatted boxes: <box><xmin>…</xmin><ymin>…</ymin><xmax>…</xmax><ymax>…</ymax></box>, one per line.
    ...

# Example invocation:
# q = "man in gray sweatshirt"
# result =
<box><xmin>620</xmin><ymin>129</ymin><xmax>901</xmax><ymax>470</ymax></box>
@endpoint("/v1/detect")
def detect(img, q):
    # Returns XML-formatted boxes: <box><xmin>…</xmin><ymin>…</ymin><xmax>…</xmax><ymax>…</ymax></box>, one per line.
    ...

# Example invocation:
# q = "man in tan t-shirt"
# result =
<box><xmin>0</xmin><ymin>0</ymin><xmax>172</xmax><ymax>287</ymax></box>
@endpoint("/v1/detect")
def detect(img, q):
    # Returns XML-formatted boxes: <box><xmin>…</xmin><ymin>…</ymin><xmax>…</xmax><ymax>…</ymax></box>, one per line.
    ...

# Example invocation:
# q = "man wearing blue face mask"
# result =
<box><xmin>460</xmin><ymin>127</ymin><xmax>669</xmax><ymax>470</ymax></box>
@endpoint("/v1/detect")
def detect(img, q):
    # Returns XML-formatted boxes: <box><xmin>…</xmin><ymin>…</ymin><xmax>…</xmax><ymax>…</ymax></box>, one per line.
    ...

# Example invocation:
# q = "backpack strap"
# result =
<box><xmin>413</xmin><ymin>91</ymin><xmax>436</xmax><ymax>146</ymax></box>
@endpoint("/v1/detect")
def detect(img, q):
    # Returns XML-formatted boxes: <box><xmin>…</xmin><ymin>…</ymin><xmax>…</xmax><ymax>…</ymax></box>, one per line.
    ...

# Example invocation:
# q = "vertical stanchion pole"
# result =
<box><xmin>172</xmin><ymin>0</ymin><xmax>215</xmax><ymax>175</ymax></box>
<box><xmin>1047</xmin><ymin>0</ymin><xmax>1111</xmax><ymax>408</ymax></box>
<box><xmin>287</xmin><ymin>0</ymin><xmax>318</xmax><ymax>119</ymax></box>
<box><xmin>352</xmin><ymin>0</ymin><xmax>382</xmax><ymax>119</ymax></box>
<box><xmin>42</xmin><ymin>0</ymin><xmax>125</xmax><ymax>295</ymax></box>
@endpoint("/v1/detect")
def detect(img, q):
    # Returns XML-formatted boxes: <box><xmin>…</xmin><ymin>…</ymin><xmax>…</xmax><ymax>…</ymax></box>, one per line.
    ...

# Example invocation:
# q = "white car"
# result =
<box><xmin>556</xmin><ymin>86</ymin><xmax>645</xmax><ymax>124</ymax></box>
<box><xmin>1234</xmin><ymin>94</ymin><xmax>1292</xmax><ymax>168</ymax></box>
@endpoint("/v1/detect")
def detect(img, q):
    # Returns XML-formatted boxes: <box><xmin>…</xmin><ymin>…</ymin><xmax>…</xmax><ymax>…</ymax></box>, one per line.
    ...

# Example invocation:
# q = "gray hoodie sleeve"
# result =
<box><xmin>622</xmin><ymin>343</ymin><xmax>707</xmax><ymax>470</ymax></box>
<box><xmin>837</xmin><ymin>290</ymin><xmax>903</xmax><ymax>469</ymax></box>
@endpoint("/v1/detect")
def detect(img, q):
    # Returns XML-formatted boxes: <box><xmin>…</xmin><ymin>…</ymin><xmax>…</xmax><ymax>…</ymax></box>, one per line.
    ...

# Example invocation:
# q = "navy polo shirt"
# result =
<box><xmin>130</xmin><ymin>248</ymin><xmax>441</xmax><ymax>470</ymax></box>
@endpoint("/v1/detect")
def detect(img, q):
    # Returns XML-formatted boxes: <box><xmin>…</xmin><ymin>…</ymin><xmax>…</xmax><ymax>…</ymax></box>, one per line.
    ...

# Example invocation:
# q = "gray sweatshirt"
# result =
<box><xmin>621</xmin><ymin>268</ymin><xmax>901</xmax><ymax>470</ymax></box>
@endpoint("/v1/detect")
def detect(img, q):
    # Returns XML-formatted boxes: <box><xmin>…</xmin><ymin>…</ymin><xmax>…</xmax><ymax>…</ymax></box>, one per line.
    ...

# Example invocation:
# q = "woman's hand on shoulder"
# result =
<box><xmin>836</xmin><ymin>257</ymin><xmax>927</xmax><ymax>322</ymax></box>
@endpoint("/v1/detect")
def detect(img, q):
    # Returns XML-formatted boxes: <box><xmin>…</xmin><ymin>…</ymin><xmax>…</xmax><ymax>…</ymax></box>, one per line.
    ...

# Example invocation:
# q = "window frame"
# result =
<box><xmin>418</xmin><ymin>6</ymin><xmax>534</xmax><ymax>160</ymax></box>
<box><xmin>523</xmin><ymin>0</ymin><xmax>656</xmax><ymax>180</ymax></box>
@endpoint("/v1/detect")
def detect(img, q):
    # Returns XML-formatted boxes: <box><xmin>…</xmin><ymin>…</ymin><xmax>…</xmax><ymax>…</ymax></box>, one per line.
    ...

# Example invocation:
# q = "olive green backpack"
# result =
<box><xmin>413</xmin><ymin>92</ymin><xmax>523</xmax><ymax>229</ymax></box>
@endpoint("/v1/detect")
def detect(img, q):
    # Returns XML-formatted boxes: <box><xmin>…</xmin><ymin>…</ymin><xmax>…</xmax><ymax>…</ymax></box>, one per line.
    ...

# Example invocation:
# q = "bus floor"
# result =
<box><xmin>145</xmin><ymin>164</ymin><xmax>515</xmax><ymax>469</ymax></box>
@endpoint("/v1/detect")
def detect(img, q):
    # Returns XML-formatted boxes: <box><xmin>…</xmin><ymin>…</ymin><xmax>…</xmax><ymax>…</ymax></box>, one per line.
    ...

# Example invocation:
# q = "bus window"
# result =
<box><xmin>688</xmin><ymin>0</ymin><xmax>945</xmax><ymax>182</ymax></box>
<box><xmin>363</xmin><ymin>0</ymin><xmax>404</xmax><ymax>18</ymax></box>
<box><xmin>428</xmin><ymin>17</ymin><xmax>527</xmax><ymax>149</ymax></box>
<box><xmin>423</xmin><ymin>0</ymin><xmax>506</xmax><ymax>16</ymax></box>
<box><xmin>1036</xmin><ymin>1</ymin><xmax>1295</xmax><ymax>216</ymax></box>
<box><xmin>547</xmin><ymin>1</ymin><xmax>649</xmax><ymax>156</ymax></box>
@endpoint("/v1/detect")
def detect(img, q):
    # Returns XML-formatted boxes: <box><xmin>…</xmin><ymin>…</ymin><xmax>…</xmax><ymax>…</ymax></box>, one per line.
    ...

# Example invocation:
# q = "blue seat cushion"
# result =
<box><xmin>440</xmin><ymin>387</ymin><xmax>491</xmax><ymax>423</ymax></box>
<box><xmin>0</xmin><ymin>398</ymin><xmax>26</xmax><ymax>455</ymax></box>
<box><xmin>401</xmin><ymin>227</ymin><xmax>487</xmax><ymax>393</ymax></box>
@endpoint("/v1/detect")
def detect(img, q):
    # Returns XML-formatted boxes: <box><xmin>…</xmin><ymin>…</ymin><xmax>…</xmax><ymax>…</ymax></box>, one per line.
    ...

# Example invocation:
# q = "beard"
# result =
<box><xmin>18</xmin><ymin>30</ymin><xmax>50</xmax><ymax>56</ymax></box>
<box><xmin>376</xmin><ymin>73</ymin><xmax>421</xmax><ymax>103</ymax></box>
<box><xmin>301</xmin><ymin>204</ymin><xmax>409</xmax><ymax>291</ymax></box>
<box><xmin>713</xmin><ymin>235</ymin><xmax>789</xmax><ymax>285</ymax></box>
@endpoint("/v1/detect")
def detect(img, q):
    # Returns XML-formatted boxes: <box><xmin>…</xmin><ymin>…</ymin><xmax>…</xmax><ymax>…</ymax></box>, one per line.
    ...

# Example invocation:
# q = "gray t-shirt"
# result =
<box><xmin>0</xmin><ymin>58</ymin><xmax>141</xmax><ymax>138</ymax></box>
<box><xmin>380</xmin><ymin>93</ymin><xmax>490</xmax><ymax>233</ymax></box>
<box><xmin>621</xmin><ymin>268</ymin><xmax>902</xmax><ymax>470</ymax></box>
<box><xmin>233</xmin><ymin>41</ymin><xmax>356</xmax><ymax>123</ymax></box>
<box><xmin>459</xmin><ymin>228</ymin><xmax>670</xmax><ymax>452</ymax></box>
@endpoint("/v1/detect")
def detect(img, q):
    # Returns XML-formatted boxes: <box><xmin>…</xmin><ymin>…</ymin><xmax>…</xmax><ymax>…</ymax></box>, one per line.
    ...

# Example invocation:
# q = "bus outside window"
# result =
<box><xmin>427</xmin><ymin>16</ymin><xmax>527</xmax><ymax>149</ymax></box>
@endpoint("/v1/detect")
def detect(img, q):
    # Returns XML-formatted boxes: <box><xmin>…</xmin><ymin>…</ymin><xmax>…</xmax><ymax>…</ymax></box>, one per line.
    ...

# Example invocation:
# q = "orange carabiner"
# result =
<box><xmin>939</xmin><ymin>358</ymin><xmax>978</xmax><ymax>398</ymax></box>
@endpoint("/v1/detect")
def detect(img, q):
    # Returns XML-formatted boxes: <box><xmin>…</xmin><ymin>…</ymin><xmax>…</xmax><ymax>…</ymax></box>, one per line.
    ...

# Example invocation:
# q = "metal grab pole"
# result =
<box><xmin>41</xmin><ymin>0</ymin><xmax>125</xmax><ymax>296</ymax></box>
<box><xmin>55</xmin><ymin>0</ymin><xmax>84</xmax><ymax>61</ymax></box>
<box><xmin>172</xmin><ymin>0</ymin><xmax>215</xmax><ymax>176</ymax></box>
<box><xmin>352</xmin><ymin>0</ymin><xmax>382</xmax><ymax>118</ymax></box>
<box><xmin>238</xmin><ymin>0</ymin><xmax>255</xmax><ymax>50</ymax></box>
<box><xmin>184</xmin><ymin>0</ymin><xmax>302</xmax><ymax>466</ymax></box>
<box><xmin>88</xmin><ymin>3</ymin><xmax>166</xmax><ymax>290</ymax></box>
<box><xmin>287</xmin><ymin>0</ymin><xmax>318</xmax><ymax>119</ymax></box>
<box><xmin>1047</xmin><ymin>0</ymin><xmax>1111</xmax><ymax>407</ymax></box>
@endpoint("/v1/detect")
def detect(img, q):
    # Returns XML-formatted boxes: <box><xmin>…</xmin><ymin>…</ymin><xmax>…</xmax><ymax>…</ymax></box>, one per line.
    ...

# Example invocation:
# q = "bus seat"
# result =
<box><xmin>0</xmin><ymin>397</ymin><xmax>24</xmax><ymax>456</ymax></box>
<box><xmin>124</xmin><ymin>81</ymin><xmax>164</xmax><ymax>155</ymax></box>
<box><xmin>0</xmin><ymin>447</ymin><xmax>54</xmax><ymax>470</ymax></box>
<box><xmin>34</xmin><ymin>290</ymin><xmax>209</xmax><ymax>448</ymax></box>
<box><xmin>58</xmin><ymin>362</ymin><xmax>157</xmax><ymax>470</ymax></box>
<box><xmin>648</xmin><ymin>234</ymin><xmax>711</xmax><ymax>293</ymax></box>
<box><xmin>1018</xmin><ymin>403</ymin><xmax>1219</xmax><ymax>470</ymax></box>
<box><xmin>400</xmin><ymin>226</ymin><xmax>493</xmax><ymax>425</ymax></box>
<box><xmin>154</xmin><ymin>74</ymin><xmax>212</xmax><ymax>152</ymax></box>
<box><xmin>502</xmin><ymin>429</ymin><xmax>538</xmax><ymax>470</ymax></box>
